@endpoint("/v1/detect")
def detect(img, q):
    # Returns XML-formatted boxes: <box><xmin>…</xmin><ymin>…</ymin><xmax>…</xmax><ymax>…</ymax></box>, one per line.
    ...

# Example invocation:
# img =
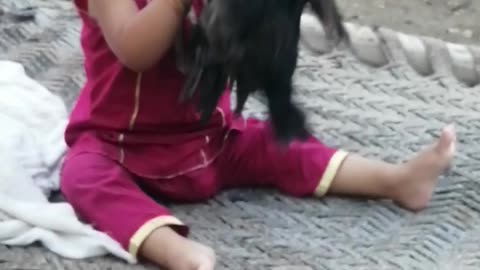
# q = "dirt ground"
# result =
<box><xmin>336</xmin><ymin>0</ymin><xmax>479</xmax><ymax>45</ymax></box>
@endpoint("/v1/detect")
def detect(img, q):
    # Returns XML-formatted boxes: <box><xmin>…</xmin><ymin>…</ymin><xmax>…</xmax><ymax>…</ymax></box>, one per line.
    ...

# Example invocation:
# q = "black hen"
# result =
<box><xmin>181</xmin><ymin>0</ymin><xmax>348</xmax><ymax>144</ymax></box>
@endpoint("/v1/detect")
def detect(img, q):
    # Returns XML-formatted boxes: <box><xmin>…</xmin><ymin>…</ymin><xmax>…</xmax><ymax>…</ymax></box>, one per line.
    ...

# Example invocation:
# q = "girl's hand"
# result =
<box><xmin>88</xmin><ymin>0</ymin><xmax>190</xmax><ymax>72</ymax></box>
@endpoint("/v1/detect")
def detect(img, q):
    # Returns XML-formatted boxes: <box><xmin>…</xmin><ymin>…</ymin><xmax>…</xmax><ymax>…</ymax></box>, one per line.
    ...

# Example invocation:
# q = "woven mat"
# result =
<box><xmin>1</xmin><ymin>1</ymin><xmax>480</xmax><ymax>269</ymax></box>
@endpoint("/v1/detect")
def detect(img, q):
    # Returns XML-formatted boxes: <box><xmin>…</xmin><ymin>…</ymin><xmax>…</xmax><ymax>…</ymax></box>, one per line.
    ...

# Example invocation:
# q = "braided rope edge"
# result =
<box><xmin>300</xmin><ymin>12</ymin><xmax>480</xmax><ymax>87</ymax></box>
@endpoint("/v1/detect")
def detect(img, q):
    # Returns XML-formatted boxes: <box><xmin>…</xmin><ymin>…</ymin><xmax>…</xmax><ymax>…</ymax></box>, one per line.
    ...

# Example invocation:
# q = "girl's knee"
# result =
<box><xmin>59</xmin><ymin>153</ymin><xmax>187</xmax><ymax>255</ymax></box>
<box><xmin>59</xmin><ymin>152</ymin><xmax>127</xmax><ymax>219</ymax></box>
<box><xmin>59</xmin><ymin>157</ymin><xmax>85</xmax><ymax>202</ymax></box>
<box><xmin>60</xmin><ymin>154</ymin><xmax>104</xmax><ymax>199</ymax></box>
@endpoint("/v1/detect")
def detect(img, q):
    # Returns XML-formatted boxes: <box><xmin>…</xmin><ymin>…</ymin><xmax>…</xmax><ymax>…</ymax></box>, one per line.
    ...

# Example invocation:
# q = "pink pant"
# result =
<box><xmin>60</xmin><ymin>120</ymin><xmax>348</xmax><ymax>258</ymax></box>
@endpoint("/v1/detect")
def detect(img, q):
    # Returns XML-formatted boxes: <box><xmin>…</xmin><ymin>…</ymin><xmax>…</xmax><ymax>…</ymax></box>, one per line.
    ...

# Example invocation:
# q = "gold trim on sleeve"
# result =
<box><xmin>128</xmin><ymin>216</ymin><xmax>185</xmax><ymax>258</ymax></box>
<box><xmin>314</xmin><ymin>150</ymin><xmax>349</xmax><ymax>197</ymax></box>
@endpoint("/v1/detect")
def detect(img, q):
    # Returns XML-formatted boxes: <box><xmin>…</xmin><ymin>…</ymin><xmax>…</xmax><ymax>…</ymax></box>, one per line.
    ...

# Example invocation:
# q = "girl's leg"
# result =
<box><xmin>140</xmin><ymin>227</ymin><xmax>215</xmax><ymax>270</ymax></box>
<box><xmin>60</xmin><ymin>153</ymin><xmax>215</xmax><ymax>270</ymax></box>
<box><xmin>220</xmin><ymin>118</ymin><xmax>456</xmax><ymax>211</ymax></box>
<box><xmin>328</xmin><ymin>124</ymin><xmax>456</xmax><ymax>211</ymax></box>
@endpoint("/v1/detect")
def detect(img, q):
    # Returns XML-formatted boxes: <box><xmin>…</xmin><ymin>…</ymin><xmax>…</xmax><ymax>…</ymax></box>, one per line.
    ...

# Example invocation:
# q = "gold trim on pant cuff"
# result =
<box><xmin>128</xmin><ymin>216</ymin><xmax>184</xmax><ymax>258</ymax></box>
<box><xmin>314</xmin><ymin>150</ymin><xmax>349</xmax><ymax>197</ymax></box>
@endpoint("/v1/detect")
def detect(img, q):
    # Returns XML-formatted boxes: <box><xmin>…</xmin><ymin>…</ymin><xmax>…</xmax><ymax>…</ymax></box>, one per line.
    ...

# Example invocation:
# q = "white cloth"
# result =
<box><xmin>0</xmin><ymin>60</ymin><xmax>135</xmax><ymax>263</ymax></box>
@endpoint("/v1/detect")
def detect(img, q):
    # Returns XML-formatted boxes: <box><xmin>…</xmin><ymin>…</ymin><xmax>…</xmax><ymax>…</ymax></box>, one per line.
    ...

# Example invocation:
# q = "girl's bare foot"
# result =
<box><xmin>392</xmin><ymin>124</ymin><xmax>456</xmax><ymax>211</ymax></box>
<box><xmin>167</xmin><ymin>237</ymin><xmax>216</xmax><ymax>270</ymax></box>
<box><xmin>140</xmin><ymin>226</ymin><xmax>216</xmax><ymax>270</ymax></box>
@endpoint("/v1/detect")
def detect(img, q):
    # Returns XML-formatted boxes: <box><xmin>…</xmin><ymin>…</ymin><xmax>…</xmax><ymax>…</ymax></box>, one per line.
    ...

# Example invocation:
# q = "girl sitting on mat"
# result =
<box><xmin>61</xmin><ymin>0</ymin><xmax>456</xmax><ymax>269</ymax></box>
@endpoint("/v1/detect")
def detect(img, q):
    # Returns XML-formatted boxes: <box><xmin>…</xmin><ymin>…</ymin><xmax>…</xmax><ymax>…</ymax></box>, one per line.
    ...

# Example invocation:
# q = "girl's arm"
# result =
<box><xmin>88</xmin><ymin>0</ymin><xmax>190</xmax><ymax>72</ymax></box>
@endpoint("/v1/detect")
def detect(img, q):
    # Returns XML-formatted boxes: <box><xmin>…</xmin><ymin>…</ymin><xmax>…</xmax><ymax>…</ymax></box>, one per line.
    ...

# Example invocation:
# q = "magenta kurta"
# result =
<box><xmin>65</xmin><ymin>0</ymin><xmax>246</xmax><ymax>179</ymax></box>
<box><xmin>61</xmin><ymin>0</ymin><xmax>348</xmax><ymax>259</ymax></box>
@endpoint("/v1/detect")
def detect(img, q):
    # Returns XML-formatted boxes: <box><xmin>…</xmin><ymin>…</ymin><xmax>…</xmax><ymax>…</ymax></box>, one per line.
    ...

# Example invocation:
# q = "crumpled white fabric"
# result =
<box><xmin>0</xmin><ymin>60</ymin><xmax>135</xmax><ymax>263</ymax></box>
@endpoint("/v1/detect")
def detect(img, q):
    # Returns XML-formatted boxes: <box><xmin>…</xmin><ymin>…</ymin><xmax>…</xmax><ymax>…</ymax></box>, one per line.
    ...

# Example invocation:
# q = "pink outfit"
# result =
<box><xmin>61</xmin><ymin>0</ymin><xmax>348</xmax><ymax>259</ymax></box>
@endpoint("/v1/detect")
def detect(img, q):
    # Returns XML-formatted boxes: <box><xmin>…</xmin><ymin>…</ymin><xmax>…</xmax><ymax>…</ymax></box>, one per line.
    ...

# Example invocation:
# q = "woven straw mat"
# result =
<box><xmin>0</xmin><ymin>1</ymin><xmax>480</xmax><ymax>270</ymax></box>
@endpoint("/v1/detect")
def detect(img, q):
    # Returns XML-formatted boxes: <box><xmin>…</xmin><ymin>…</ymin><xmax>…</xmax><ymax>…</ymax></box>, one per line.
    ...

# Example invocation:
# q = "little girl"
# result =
<box><xmin>61</xmin><ymin>0</ymin><xmax>456</xmax><ymax>269</ymax></box>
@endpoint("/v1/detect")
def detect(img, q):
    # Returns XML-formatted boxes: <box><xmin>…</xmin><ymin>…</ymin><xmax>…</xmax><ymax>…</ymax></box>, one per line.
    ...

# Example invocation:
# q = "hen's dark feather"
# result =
<box><xmin>181</xmin><ymin>0</ymin><xmax>348</xmax><ymax>144</ymax></box>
